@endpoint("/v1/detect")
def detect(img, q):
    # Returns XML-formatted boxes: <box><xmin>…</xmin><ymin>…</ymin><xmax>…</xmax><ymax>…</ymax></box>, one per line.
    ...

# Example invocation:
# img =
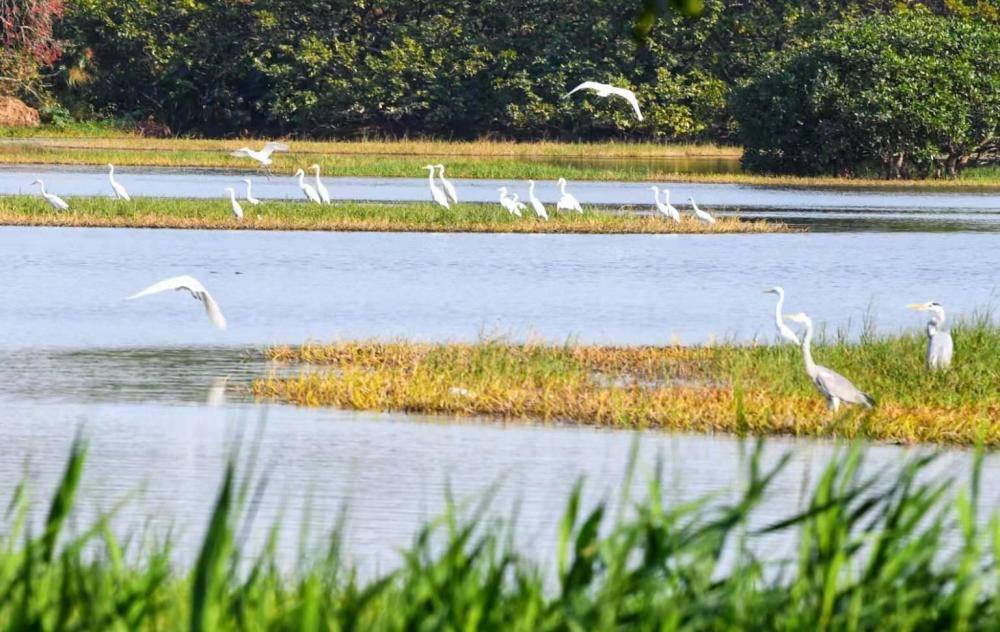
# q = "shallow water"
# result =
<box><xmin>3</xmin><ymin>164</ymin><xmax>1000</xmax><ymax>211</ymax></box>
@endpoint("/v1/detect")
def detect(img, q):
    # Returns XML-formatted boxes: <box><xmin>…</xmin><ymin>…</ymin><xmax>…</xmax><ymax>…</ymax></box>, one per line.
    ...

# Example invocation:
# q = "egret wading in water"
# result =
<box><xmin>784</xmin><ymin>312</ymin><xmax>875</xmax><ymax>412</ymax></box>
<box><xmin>763</xmin><ymin>287</ymin><xmax>800</xmax><ymax>345</ymax></box>
<box><xmin>107</xmin><ymin>164</ymin><xmax>131</xmax><ymax>201</ymax></box>
<box><xmin>556</xmin><ymin>178</ymin><xmax>583</xmax><ymax>213</ymax></box>
<box><xmin>424</xmin><ymin>165</ymin><xmax>450</xmax><ymax>209</ymax></box>
<box><xmin>564</xmin><ymin>81</ymin><xmax>644</xmax><ymax>121</ymax></box>
<box><xmin>498</xmin><ymin>187</ymin><xmax>521</xmax><ymax>217</ymax></box>
<box><xmin>310</xmin><ymin>164</ymin><xmax>331</xmax><ymax>204</ymax></box>
<box><xmin>688</xmin><ymin>197</ymin><xmax>716</xmax><ymax>224</ymax></box>
<box><xmin>230</xmin><ymin>142</ymin><xmax>289</xmax><ymax>175</ymax></box>
<box><xmin>527</xmin><ymin>180</ymin><xmax>549</xmax><ymax>220</ymax></box>
<box><xmin>907</xmin><ymin>302</ymin><xmax>953</xmax><ymax>371</ymax></box>
<box><xmin>127</xmin><ymin>275</ymin><xmax>227</xmax><ymax>330</ymax></box>
<box><xmin>225</xmin><ymin>187</ymin><xmax>244</xmax><ymax>221</ymax></box>
<box><xmin>435</xmin><ymin>164</ymin><xmax>458</xmax><ymax>204</ymax></box>
<box><xmin>31</xmin><ymin>179</ymin><xmax>69</xmax><ymax>211</ymax></box>
<box><xmin>294</xmin><ymin>169</ymin><xmax>322</xmax><ymax>204</ymax></box>
<box><xmin>650</xmin><ymin>186</ymin><xmax>680</xmax><ymax>222</ymax></box>
<box><xmin>241</xmin><ymin>179</ymin><xmax>260</xmax><ymax>205</ymax></box>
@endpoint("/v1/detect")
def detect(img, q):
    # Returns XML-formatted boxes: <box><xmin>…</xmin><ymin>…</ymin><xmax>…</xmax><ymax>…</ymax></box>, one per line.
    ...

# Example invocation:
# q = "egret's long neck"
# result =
<box><xmin>529</xmin><ymin>181</ymin><xmax>535</xmax><ymax>196</ymax></box>
<box><xmin>427</xmin><ymin>169</ymin><xmax>434</xmax><ymax>185</ymax></box>
<box><xmin>108</xmin><ymin>165</ymin><xmax>115</xmax><ymax>178</ymax></box>
<box><xmin>800</xmin><ymin>322</ymin><xmax>817</xmax><ymax>377</ymax></box>
<box><xmin>37</xmin><ymin>182</ymin><xmax>46</xmax><ymax>195</ymax></box>
<box><xmin>298</xmin><ymin>172</ymin><xmax>305</xmax><ymax>185</ymax></box>
<box><xmin>246</xmin><ymin>181</ymin><xmax>253</xmax><ymax>195</ymax></box>
<box><xmin>559</xmin><ymin>180</ymin><xmax>566</xmax><ymax>195</ymax></box>
<box><xmin>773</xmin><ymin>292</ymin><xmax>784</xmax><ymax>328</ymax></box>
<box><xmin>662</xmin><ymin>190</ymin><xmax>669</xmax><ymax>205</ymax></box>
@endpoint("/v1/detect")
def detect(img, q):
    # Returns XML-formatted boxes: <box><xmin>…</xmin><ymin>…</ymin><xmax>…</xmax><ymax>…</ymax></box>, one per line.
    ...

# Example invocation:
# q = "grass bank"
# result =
<box><xmin>0</xmin><ymin>196</ymin><xmax>789</xmax><ymax>234</ymax></box>
<box><xmin>2</xmin><ymin>130</ymin><xmax>999</xmax><ymax>189</ymax></box>
<box><xmin>254</xmin><ymin>321</ymin><xmax>1000</xmax><ymax>445</ymax></box>
<box><xmin>8</xmin><ymin>435</ymin><xmax>1000</xmax><ymax>629</ymax></box>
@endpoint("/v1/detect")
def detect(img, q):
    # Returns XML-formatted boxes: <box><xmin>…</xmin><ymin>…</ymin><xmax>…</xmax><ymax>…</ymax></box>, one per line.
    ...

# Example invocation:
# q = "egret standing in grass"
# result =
<box><xmin>650</xmin><ymin>186</ymin><xmax>680</xmax><ymax>222</ymax></box>
<box><xmin>763</xmin><ymin>287</ymin><xmax>800</xmax><ymax>345</ymax></box>
<box><xmin>225</xmin><ymin>187</ymin><xmax>244</xmax><ymax>221</ymax></box>
<box><xmin>688</xmin><ymin>197</ymin><xmax>716</xmax><ymax>224</ymax></box>
<box><xmin>107</xmin><ymin>164</ymin><xmax>131</xmax><ymax>201</ymax></box>
<box><xmin>127</xmin><ymin>275</ymin><xmax>227</xmax><ymax>330</ymax></box>
<box><xmin>435</xmin><ymin>164</ymin><xmax>458</xmax><ymax>204</ymax></box>
<box><xmin>309</xmin><ymin>164</ymin><xmax>331</xmax><ymax>204</ymax></box>
<box><xmin>907</xmin><ymin>302</ymin><xmax>953</xmax><ymax>371</ymax></box>
<box><xmin>556</xmin><ymin>178</ymin><xmax>583</xmax><ymax>213</ymax></box>
<box><xmin>510</xmin><ymin>193</ymin><xmax>528</xmax><ymax>216</ymax></box>
<box><xmin>424</xmin><ymin>165</ymin><xmax>450</xmax><ymax>209</ymax></box>
<box><xmin>527</xmin><ymin>180</ymin><xmax>549</xmax><ymax>220</ymax></box>
<box><xmin>294</xmin><ymin>169</ymin><xmax>322</xmax><ymax>204</ymax></box>
<box><xmin>784</xmin><ymin>312</ymin><xmax>875</xmax><ymax>412</ymax></box>
<box><xmin>564</xmin><ymin>81</ymin><xmax>644</xmax><ymax>121</ymax></box>
<box><xmin>498</xmin><ymin>187</ymin><xmax>521</xmax><ymax>217</ymax></box>
<box><xmin>230</xmin><ymin>141</ymin><xmax>289</xmax><ymax>175</ymax></box>
<box><xmin>241</xmin><ymin>178</ymin><xmax>260</xmax><ymax>205</ymax></box>
<box><xmin>31</xmin><ymin>179</ymin><xmax>69</xmax><ymax>210</ymax></box>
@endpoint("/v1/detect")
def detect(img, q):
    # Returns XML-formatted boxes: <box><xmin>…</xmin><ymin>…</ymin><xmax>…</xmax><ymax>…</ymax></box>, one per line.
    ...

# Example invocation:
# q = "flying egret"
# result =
<box><xmin>294</xmin><ymin>169</ymin><xmax>323</xmax><ymax>204</ymax></box>
<box><xmin>907</xmin><ymin>302</ymin><xmax>953</xmax><ymax>371</ymax></box>
<box><xmin>230</xmin><ymin>141</ymin><xmax>289</xmax><ymax>174</ymax></box>
<box><xmin>564</xmin><ymin>81</ymin><xmax>644</xmax><ymax>121</ymax></box>
<box><xmin>556</xmin><ymin>178</ymin><xmax>583</xmax><ymax>213</ymax></box>
<box><xmin>498</xmin><ymin>187</ymin><xmax>521</xmax><ymax>217</ymax></box>
<box><xmin>225</xmin><ymin>187</ymin><xmax>244</xmax><ymax>221</ymax></box>
<box><xmin>31</xmin><ymin>179</ymin><xmax>69</xmax><ymax>211</ymax></box>
<box><xmin>241</xmin><ymin>178</ymin><xmax>260</xmax><ymax>205</ymax></box>
<box><xmin>435</xmin><ymin>164</ymin><xmax>458</xmax><ymax>204</ymax></box>
<box><xmin>527</xmin><ymin>180</ymin><xmax>549</xmax><ymax>220</ymax></box>
<box><xmin>309</xmin><ymin>164</ymin><xmax>331</xmax><ymax>204</ymax></box>
<box><xmin>127</xmin><ymin>275</ymin><xmax>227</xmax><ymax>330</ymax></box>
<box><xmin>107</xmin><ymin>164</ymin><xmax>131</xmax><ymax>201</ymax></box>
<box><xmin>650</xmin><ymin>186</ymin><xmax>680</xmax><ymax>222</ymax></box>
<box><xmin>784</xmin><ymin>312</ymin><xmax>874</xmax><ymax>412</ymax></box>
<box><xmin>424</xmin><ymin>165</ymin><xmax>450</xmax><ymax>209</ymax></box>
<box><xmin>763</xmin><ymin>287</ymin><xmax>800</xmax><ymax>345</ymax></box>
<box><xmin>687</xmin><ymin>197</ymin><xmax>716</xmax><ymax>224</ymax></box>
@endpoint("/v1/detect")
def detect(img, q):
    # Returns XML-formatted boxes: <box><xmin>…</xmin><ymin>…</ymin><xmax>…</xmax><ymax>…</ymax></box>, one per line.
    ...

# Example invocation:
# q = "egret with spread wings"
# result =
<box><xmin>564</xmin><ymin>81</ymin><xmax>643</xmax><ymax>121</ymax></box>
<box><xmin>127</xmin><ymin>275</ymin><xmax>227</xmax><ymax>330</ymax></box>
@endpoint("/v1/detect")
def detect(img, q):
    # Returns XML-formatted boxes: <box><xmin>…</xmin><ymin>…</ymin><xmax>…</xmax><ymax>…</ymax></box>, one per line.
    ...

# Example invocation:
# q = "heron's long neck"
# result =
<box><xmin>800</xmin><ymin>323</ymin><xmax>817</xmax><ymax>377</ymax></box>
<box><xmin>930</xmin><ymin>311</ymin><xmax>947</xmax><ymax>331</ymax></box>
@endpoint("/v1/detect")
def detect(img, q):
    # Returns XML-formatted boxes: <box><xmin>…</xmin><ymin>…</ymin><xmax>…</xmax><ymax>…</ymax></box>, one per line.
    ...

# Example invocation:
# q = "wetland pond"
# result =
<box><xmin>1</xmin><ymin>170</ymin><xmax>999</xmax><ymax>569</ymax></box>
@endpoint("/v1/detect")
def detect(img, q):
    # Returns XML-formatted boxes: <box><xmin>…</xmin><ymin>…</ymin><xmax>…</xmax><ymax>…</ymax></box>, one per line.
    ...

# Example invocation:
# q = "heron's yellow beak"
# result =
<box><xmin>907</xmin><ymin>303</ymin><xmax>928</xmax><ymax>311</ymax></box>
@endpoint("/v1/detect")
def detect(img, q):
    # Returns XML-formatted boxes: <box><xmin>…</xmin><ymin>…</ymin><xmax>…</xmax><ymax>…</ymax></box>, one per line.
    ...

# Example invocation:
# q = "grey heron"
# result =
<box><xmin>564</xmin><ymin>81</ymin><xmax>644</xmax><ymax>121</ymax></box>
<box><xmin>294</xmin><ymin>169</ymin><xmax>323</xmax><ymax>204</ymax></box>
<box><xmin>107</xmin><ymin>164</ymin><xmax>131</xmax><ymax>201</ymax></box>
<box><xmin>435</xmin><ymin>164</ymin><xmax>458</xmax><ymax>204</ymax></box>
<box><xmin>424</xmin><ymin>165</ymin><xmax>451</xmax><ymax>209</ymax></box>
<box><xmin>127</xmin><ymin>275</ymin><xmax>227</xmax><ymax>330</ymax></box>
<box><xmin>556</xmin><ymin>178</ymin><xmax>583</xmax><ymax>213</ymax></box>
<box><xmin>784</xmin><ymin>312</ymin><xmax>875</xmax><ymax>412</ymax></box>
<box><xmin>763</xmin><ymin>287</ymin><xmax>800</xmax><ymax>345</ymax></box>
<box><xmin>527</xmin><ymin>180</ymin><xmax>549</xmax><ymax>220</ymax></box>
<box><xmin>31</xmin><ymin>179</ymin><xmax>69</xmax><ymax>211</ymax></box>
<box><xmin>907</xmin><ymin>302</ymin><xmax>953</xmax><ymax>371</ymax></box>
<box><xmin>309</xmin><ymin>164</ymin><xmax>331</xmax><ymax>204</ymax></box>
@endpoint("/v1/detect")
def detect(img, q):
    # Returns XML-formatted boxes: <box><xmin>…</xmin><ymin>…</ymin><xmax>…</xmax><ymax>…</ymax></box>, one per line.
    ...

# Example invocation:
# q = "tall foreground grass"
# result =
<box><xmin>257</xmin><ymin>318</ymin><xmax>1000</xmax><ymax>445</ymax></box>
<box><xmin>5</xmin><ymin>435</ymin><xmax>1000</xmax><ymax>629</ymax></box>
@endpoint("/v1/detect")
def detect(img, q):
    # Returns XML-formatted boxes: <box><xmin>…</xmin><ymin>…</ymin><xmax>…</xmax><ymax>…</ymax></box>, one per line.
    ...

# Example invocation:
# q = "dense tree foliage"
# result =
<box><xmin>0</xmin><ymin>0</ymin><xmax>64</xmax><ymax>99</ymax></box>
<box><xmin>733</xmin><ymin>13</ymin><xmax>1000</xmax><ymax>178</ymax></box>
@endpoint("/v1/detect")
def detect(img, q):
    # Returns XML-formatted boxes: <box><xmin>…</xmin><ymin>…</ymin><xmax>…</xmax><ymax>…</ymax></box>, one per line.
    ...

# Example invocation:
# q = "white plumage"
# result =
<box><xmin>527</xmin><ymin>180</ymin><xmax>549</xmax><ymax>220</ymax></box>
<box><xmin>688</xmin><ymin>197</ymin><xmax>716</xmax><ymax>224</ymax></box>
<box><xmin>435</xmin><ymin>164</ymin><xmax>458</xmax><ymax>204</ymax></box>
<box><xmin>310</xmin><ymin>164</ymin><xmax>331</xmax><ymax>204</ymax></box>
<box><xmin>556</xmin><ymin>178</ymin><xmax>583</xmax><ymax>213</ymax></box>
<box><xmin>424</xmin><ymin>165</ymin><xmax>451</xmax><ymax>209</ymax></box>
<box><xmin>564</xmin><ymin>81</ymin><xmax>644</xmax><ymax>121</ymax></box>
<box><xmin>225</xmin><ymin>187</ymin><xmax>244</xmax><ymax>221</ymax></box>
<box><xmin>107</xmin><ymin>164</ymin><xmax>131</xmax><ymax>201</ymax></box>
<box><xmin>31</xmin><ymin>179</ymin><xmax>69</xmax><ymax>211</ymax></box>
<box><xmin>242</xmin><ymin>178</ymin><xmax>261</xmax><ymax>205</ymax></box>
<box><xmin>127</xmin><ymin>275</ymin><xmax>227</xmax><ymax>330</ymax></box>
<box><xmin>295</xmin><ymin>169</ymin><xmax>323</xmax><ymax>204</ymax></box>
<box><xmin>229</xmin><ymin>141</ymin><xmax>290</xmax><ymax>171</ymax></box>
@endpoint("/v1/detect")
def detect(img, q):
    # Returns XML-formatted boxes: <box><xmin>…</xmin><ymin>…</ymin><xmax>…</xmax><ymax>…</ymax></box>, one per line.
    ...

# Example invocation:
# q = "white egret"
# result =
<box><xmin>763</xmin><ymin>287</ymin><xmax>800</xmax><ymax>345</ymax></box>
<box><xmin>527</xmin><ymin>180</ymin><xmax>549</xmax><ymax>220</ymax></box>
<box><xmin>31</xmin><ymin>179</ymin><xmax>69</xmax><ymax>211</ymax></box>
<box><xmin>498</xmin><ymin>187</ymin><xmax>521</xmax><ymax>217</ymax></box>
<box><xmin>784</xmin><ymin>312</ymin><xmax>874</xmax><ymax>412</ymax></box>
<box><xmin>241</xmin><ymin>178</ymin><xmax>260</xmax><ymax>205</ymax></box>
<box><xmin>556</xmin><ymin>178</ymin><xmax>583</xmax><ymax>213</ymax></box>
<box><xmin>309</xmin><ymin>164</ymin><xmax>331</xmax><ymax>204</ymax></box>
<box><xmin>127</xmin><ymin>275</ymin><xmax>227</xmax><ymax>330</ymax></box>
<box><xmin>435</xmin><ymin>164</ymin><xmax>458</xmax><ymax>204</ymax></box>
<box><xmin>649</xmin><ymin>185</ymin><xmax>680</xmax><ymax>222</ymax></box>
<box><xmin>294</xmin><ymin>169</ymin><xmax>323</xmax><ymax>204</ymax></box>
<box><xmin>564</xmin><ymin>81</ymin><xmax>643</xmax><ymax>121</ymax></box>
<box><xmin>424</xmin><ymin>165</ymin><xmax>450</xmax><ymax>209</ymax></box>
<box><xmin>230</xmin><ymin>141</ymin><xmax>289</xmax><ymax>174</ymax></box>
<box><xmin>107</xmin><ymin>164</ymin><xmax>131</xmax><ymax>201</ymax></box>
<box><xmin>225</xmin><ymin>187</ymin><xmax>244</xmax><ymax>221</ymax></box>
<box><xmin>907</xmin><ymin>302</ymin><xmax>953</xmax><ymax>371</ymax></box>
<box><xmin>510</xmin><ymin>193</ymin><xmax>528</xmax><ymax>215</ymax></box>
<box><xmin>687</xmin><ymin>197</ymin><xmax>716</xmax><ymax>224</ymax></box>
<box><xmin>661</xmin><ymin>188</ymin><xmax>681</xmax><ymax>222</ymax></box>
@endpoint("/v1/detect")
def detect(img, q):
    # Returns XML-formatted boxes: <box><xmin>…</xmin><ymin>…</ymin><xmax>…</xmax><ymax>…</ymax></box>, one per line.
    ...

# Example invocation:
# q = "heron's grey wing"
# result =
<box><xmin>816</xmin><ymin>366</ymin><xmax>874</xmax><ymax>407</ymax></box>
<box><xmin>197</xmin><ymin>291</ymin><xmax>227</xmax><ymax>330</ymax></box>
<box><xmin>126</xmin><ymin>275</ymin><xmax>200</xmax><ymax>300</ymax></box>
<box><xmin>928</xmin><ymin>331</ymin><xmax>953</xmax><ymax>368</ymax></box>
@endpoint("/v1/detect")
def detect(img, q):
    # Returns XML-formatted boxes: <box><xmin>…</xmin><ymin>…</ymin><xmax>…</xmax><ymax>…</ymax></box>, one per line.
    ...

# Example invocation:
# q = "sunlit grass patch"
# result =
<box><xmin>255</xmin><ymin>323</ymin><xmax>1000</xmax><ymax>445</ymax></box>
<box><xmin>0</xmin><ymin>196</ymin><xmax>790</xmax><ymax>234</ymax></box>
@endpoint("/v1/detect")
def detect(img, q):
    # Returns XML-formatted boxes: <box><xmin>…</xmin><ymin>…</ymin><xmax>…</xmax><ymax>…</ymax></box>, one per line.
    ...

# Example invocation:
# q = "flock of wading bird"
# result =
<box><xmin>22</xmin><ymin>79</ymin><xmax>952</xmax><ymax>414</ymax></box>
